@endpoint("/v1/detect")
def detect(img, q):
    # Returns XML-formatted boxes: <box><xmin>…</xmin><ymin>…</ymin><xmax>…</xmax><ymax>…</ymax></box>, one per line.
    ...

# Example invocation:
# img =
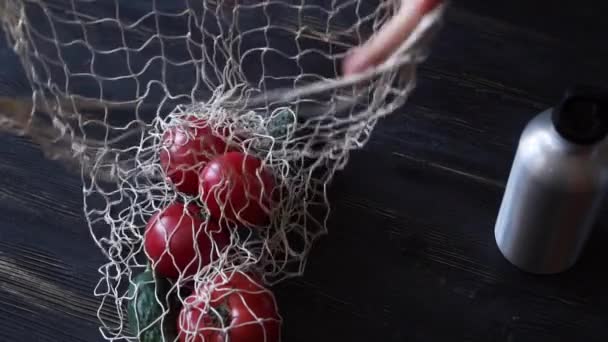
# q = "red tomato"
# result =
<box><xmin>199</xmin><ymin>152</ymin><xmax>275</xmax><ymax>226</ymax></box>
<box><xmin>177</xmin><ymin>271</ymin><xmax>281</xmax><ymax>342</ymax></box>
<box><xmin>144</xmin><ymin>202</ymin><xmax>230</xmax><ymax>278</ymax></box>
<box><xmin>160</xmin><ymin>120</ymin><xmax>228</xmax><ymax>195</ymax></box>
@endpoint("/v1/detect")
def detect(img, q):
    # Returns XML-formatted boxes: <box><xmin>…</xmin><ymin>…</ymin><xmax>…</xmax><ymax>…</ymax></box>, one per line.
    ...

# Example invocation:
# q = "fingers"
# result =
<box><xmin>342</xmin><ymin>0</ymin><xmax>442</xmax><ymax>76</ymax></box>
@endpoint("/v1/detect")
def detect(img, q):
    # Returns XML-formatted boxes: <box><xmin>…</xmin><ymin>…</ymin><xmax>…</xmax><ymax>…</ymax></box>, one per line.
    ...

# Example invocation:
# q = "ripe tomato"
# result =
<box><xmin>160</xmin><ymin>120</ymin><xmax>228</xmax><ymax>195</ymax></box>
<box><xmin>199</xmin><ymin>152</ymin><xmax>275</xmax><ymax>226</ymax></box>
<box><xmin>144</xmin><ymin>202</ymin><xmax>230</xmax><ymax>279</ymax></box>
<box><xmin>177</xmin><ymin>271</ymin><xmax>281</xmax><ymax>342</ymax></box>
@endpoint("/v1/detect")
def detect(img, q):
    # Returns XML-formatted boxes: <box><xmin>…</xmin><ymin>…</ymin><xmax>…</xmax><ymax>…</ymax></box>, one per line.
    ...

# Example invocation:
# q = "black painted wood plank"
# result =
<box><xmin>0</xmin><ymin>134</ymin><xmax>108</xmax><ymax>342</ymax></box>
<box><xmin>274</xmin><ymin>147</ymin><xmax>608</xmax><ymax>342</ymax></box>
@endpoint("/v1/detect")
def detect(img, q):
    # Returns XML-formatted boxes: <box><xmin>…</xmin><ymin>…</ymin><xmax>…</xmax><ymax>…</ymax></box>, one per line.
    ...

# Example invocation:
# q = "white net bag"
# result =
<box><xmin>0</xmin><ymin>0</ymin><xmax>445</xmax><ymax>341</ymax></box>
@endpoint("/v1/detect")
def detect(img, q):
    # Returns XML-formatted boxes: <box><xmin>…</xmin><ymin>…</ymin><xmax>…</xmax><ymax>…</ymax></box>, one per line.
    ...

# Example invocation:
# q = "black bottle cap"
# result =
<box><xmin>552</xmin><ymin>85</ymin><xmax>608</xmax><ymax>145</ymax></box>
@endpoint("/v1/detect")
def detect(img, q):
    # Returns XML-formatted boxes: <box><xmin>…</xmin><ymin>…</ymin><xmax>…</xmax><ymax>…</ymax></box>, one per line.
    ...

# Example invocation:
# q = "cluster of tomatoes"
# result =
<box><xmin>139</xmin><ymin>118</ymin><xmax>281</xmax><ymax>342</ymax></box>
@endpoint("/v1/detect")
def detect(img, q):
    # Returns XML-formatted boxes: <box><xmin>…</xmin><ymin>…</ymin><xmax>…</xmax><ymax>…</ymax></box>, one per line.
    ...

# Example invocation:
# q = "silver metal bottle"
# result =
<box><xmin>494</xmin><ymin>86</ymin><xmax>608</xmax><ymax>274</ymax></box>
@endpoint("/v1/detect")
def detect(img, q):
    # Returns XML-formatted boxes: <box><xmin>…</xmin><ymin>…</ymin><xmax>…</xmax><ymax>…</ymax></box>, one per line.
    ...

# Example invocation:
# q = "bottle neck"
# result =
<box><xmin>551</xmin><ymin>86</ymin><xmax>608</xmax><ymax>145</ymax></box>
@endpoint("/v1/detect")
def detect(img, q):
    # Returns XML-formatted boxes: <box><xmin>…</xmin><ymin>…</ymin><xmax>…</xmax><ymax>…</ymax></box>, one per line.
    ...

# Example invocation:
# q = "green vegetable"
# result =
<box><xmin>128</xmin><ymin>268</ymin><xmax>180</xmax><ymax>341</ymax></box>
<box><xmin>267</xmin><ymin>108</ymin><xmax>296</xmax><ymax>138</ymax></box>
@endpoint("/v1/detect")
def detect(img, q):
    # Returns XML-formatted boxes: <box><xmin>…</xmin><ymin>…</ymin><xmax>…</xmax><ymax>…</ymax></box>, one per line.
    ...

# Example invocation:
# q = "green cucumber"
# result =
<box><xmin>127</xmin><ymin>269</ymin><xmax>179</xmax><ymax>341</ymax></box>
<box><xmin>267</xmin><ymin>108</ymin><xmax>296</xmax><ymax>138</ymax></box>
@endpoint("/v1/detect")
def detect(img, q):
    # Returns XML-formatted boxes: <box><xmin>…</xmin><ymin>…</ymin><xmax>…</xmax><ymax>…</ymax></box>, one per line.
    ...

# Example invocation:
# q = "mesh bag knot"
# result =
<box><xmin>0</xmin><ymin>0</ymin><xmax>445</xmax><ymax>340</ymax></box>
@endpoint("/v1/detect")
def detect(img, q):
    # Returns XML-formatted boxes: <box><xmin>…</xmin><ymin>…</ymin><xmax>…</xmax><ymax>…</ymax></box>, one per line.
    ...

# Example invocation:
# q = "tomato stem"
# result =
<box><xmin>190</xmin><ymin>202</ymin><xmax>207</xmax><ymax>221</ymax></box>
<box><xmin>214</xmin><ymin>302</ymin><xmax>231</xmax><ymax>329</ymax></box>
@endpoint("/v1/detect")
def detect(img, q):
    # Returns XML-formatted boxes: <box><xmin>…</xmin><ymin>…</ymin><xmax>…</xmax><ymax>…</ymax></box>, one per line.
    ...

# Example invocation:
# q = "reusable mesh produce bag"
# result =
<box><xmin>0</xmin><ymin>0</ymin><xmax>445</xmax><ymax>340</ymax></box>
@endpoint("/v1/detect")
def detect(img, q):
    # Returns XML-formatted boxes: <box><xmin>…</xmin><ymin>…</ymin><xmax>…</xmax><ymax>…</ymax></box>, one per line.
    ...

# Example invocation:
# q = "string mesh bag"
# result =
<box><xmin>0</xmin><ymin>0</ymin><xmax>445</xmax><ymax>340</ymax></box>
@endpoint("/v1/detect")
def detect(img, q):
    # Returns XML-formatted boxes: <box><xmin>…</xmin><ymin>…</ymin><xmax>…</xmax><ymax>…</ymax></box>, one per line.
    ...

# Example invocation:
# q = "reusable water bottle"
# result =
<box><xmin>494</xmin><ymin>86</ymin><xmax>608</xmax><ymax>274</ymax></box>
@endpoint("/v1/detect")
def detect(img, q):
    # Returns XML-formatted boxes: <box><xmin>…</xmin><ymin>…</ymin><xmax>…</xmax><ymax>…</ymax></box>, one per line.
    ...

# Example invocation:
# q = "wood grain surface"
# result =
<box><xmin>0</xmin><ymin>0</ymin><xmax>607</xmax><ymax>341</ymax></box>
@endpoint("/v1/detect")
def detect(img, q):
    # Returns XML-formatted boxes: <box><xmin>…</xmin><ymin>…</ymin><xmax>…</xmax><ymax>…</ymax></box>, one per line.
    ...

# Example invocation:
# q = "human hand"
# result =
<box><xmin>342</xmin><ymin>0</ymin><xmax>442</xmax><ymax>75</ymax></box>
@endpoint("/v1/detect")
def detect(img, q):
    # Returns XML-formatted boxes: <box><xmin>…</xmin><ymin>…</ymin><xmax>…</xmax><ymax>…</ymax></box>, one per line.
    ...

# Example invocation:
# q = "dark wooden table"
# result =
<box><xmin>1</xmin><ymin>1</ymin><xmax>608</xmax><ymax>341</ymax></box>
